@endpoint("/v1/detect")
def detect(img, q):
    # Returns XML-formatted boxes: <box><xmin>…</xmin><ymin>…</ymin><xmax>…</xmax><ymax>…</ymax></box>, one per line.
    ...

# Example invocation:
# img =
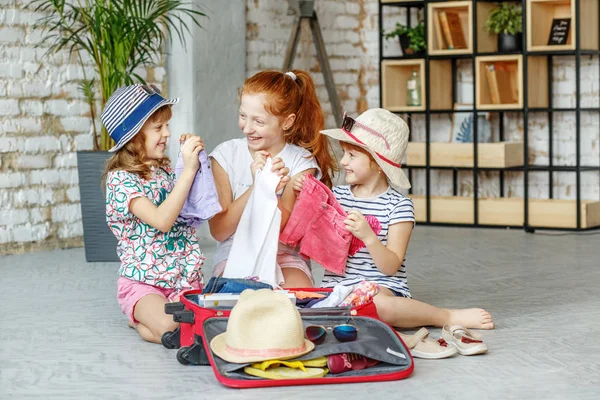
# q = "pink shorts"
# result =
<box><xmin>212</xmin><ymin>252</ymin><xmax>314</xmax><ymax>286</ymax></box>
<box><xmin>116</xmin><ymin>277</ymin><xmax>200</xmax><ymax>323</ymax></box>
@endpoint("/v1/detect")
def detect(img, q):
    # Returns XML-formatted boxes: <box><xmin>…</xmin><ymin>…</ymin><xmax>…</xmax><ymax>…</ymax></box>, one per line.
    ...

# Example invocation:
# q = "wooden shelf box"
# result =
<box><xmin>428</xmin><ymin>1</ymin><xmax>472</xmax><ymax>55</ymax></box>
<box><xmin>476</xmin><ymin>2</ymin><xmax>499</xmax><ymax>53</ymax></box>
<box><xmin>406</xmin><ymin>142</ymin><xmax>524</xmax><ymax>168</ymax></box>
<box><xmin>527</xmin><ymin>0</ymin><xmax>599</xmax><ymax>52</ymax></box>
<box><xmin>476</xmin><ymin>55</ymin><xmax>523</xmax><ymax>110</ymax></box>
<box><xmin>527</xmin><ymin>56</ymin><xmax>549</xmax><ymax>108</ymax></box>
<box><xmin>381</xmin><ymin>59</ymin><xmax>425</xmax><ymax>112</ymax></box>
<box><xmin>429</xmin><ymin>59</ymin><xmax>453</xmax><ymax>110</ymax></box>
<box><xmin>381</xmin><ymin>0</ymin><xmax>423</xmax><ymax>3</ymax></box>
<box><xmin>412</xmin><ymin>196</ymin><xmax>600</xmax><ymax>228</ymax></box>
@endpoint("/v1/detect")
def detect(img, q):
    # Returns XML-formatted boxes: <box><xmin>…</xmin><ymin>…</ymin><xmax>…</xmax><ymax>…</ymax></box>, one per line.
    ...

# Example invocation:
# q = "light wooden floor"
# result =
<box><xmin>1</xmin><ymin>226</ymin><xmax>599</xmax><ymax>399</ymax></box>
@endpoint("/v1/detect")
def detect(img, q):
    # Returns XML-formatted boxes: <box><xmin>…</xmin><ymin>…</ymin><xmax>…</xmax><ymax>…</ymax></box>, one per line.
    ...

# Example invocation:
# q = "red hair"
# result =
<box><xmin>103</xmin><ymin>105</ymin><xmax>172</xmax><ymax>184</ymax></box>
<box><xmin>340</xmin><ymin>141</ymin><xmax>378</xmax><ymax>169</ymax></box>
<box><xmin>242</xmin><ymin>70</ymin><xmax>338</xmax><ymax>188</ymax></box>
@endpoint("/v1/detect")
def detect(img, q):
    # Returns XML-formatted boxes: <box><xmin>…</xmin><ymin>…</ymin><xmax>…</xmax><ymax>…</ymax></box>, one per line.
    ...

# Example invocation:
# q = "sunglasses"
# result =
<box><xmin>341</xmin><ymin>112</ymin><xmax>391</xmax><ymax>150</ymax></box>
<box><xmin>305</xmin><ymin>324</ymin><xmax>358</xmax><ymax>345</ymax></box>
<box><xmin>341</xmin><ymin>113</ymin><xmax>357</xmax><ymax>132</ymax></box>
<box><xmin>139</xmin><ymin>84</ymin><xmax>161</xmax><ymax>96</ymax></box>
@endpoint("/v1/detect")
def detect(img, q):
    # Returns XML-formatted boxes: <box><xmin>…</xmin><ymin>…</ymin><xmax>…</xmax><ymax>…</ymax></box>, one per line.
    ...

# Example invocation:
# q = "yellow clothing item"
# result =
<box><xmin>251</xmin><ymin>356</ymin><xmax>328</xmax><ymax>372</ymax></box>
<box><xmin>244</xmin><ymin>366</ymin><xmax>329</xmax><ymax>380</ymax></box>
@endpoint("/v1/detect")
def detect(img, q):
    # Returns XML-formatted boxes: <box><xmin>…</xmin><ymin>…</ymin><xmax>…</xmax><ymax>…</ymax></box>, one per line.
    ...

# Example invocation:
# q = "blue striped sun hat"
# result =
<box><xmin>101</xmin><ymin>84</ymin><xmax>179</xmax><ymax>152</ymax></box>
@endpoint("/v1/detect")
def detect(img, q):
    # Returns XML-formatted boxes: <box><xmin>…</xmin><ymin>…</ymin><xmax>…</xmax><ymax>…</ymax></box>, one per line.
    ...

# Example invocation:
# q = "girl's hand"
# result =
<box><xmin>179</xmin><ymin>133</ymin><xmax>204</xmax><ymax>150</ymax></box>
<box><xmin>250</xmin><ymin>153</ymin><xmax>290</xmax><ymax>193</ymax></box>
<box><xmin>181</xmin><ymin>135</ymin><xmax>203</xmax><ymax>172</ymax></box>
<box><xmin>345</xmin><ymin>210</ymin><xmax>377</xmax><ymax>242</ymax></box>
<box><xmin>271</xmin><ymin>157</ymin><xmax>291</xmax><ymax>193</ymax></box>
<box><xmin>250</xmin><ymin>150</ymin><xmax>270</xmax><ymax>181</ymax></box>
<box><xmin>291</xmin><ymin>173</ymin><xmax>307</xmax><ymax>193</ymax></box>
<box><xmin>179</xmin><ymin>133</ymin><xmax>192</xmax><ymax>145</ymax></box>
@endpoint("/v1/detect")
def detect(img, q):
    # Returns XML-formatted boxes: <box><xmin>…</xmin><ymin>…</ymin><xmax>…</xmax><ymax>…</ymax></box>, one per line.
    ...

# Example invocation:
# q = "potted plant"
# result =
<box><xmin>384</xmin><ymin>22</ymin><xmax>426</xmax><ymax>56</ymax></box>
<box><xmin>31</xmin><ymin>0</ymin><xmax>206</xmax><ymax>262</ymax></box>
<box><xmin>485</xmin><ymin>2</ymin><xmax>523</xmax><ymax>52</ymax></box>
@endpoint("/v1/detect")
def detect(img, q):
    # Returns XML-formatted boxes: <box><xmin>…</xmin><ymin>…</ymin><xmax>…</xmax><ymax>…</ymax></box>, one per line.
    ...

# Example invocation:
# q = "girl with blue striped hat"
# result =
<box><xmin>102</xmin><ymin>84</ymin><xmax>205</xmax><ymax>343</ymax></box>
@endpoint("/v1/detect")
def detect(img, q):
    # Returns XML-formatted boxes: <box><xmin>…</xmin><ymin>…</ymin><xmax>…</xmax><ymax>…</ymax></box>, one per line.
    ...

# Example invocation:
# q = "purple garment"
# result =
<box><xmin>175</xmin><ymin>149</ymin><xmax>222</xmax><ymax>227</ymax></box>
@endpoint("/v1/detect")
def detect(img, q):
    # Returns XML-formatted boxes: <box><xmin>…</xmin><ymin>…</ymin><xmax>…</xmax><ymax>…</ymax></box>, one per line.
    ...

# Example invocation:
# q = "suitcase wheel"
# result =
<box><xmin>177</xmin><ymin>347</ymin><xmax>191</xmax><ymax>365</ymax></box>
<box><xmin>161</xmin><ymin>328</ymin><xmax>180</xmax><ymax>349</ymax></box>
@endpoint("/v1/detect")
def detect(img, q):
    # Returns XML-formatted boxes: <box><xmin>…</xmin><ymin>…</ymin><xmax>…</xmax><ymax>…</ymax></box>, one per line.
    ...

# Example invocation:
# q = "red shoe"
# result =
<box><xmin>327</xmin><ymin>353</ymin><xmax>379</xmax><ymax>374</ymax></box>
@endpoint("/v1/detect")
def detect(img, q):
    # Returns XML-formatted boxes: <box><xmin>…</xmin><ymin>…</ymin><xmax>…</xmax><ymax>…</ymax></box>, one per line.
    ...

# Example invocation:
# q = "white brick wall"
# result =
<box><xmin>0</xmin><ymin>2</ymin><xmax>166</xmax><ymax>255</ymax></box>
<box><xmin>1</xmin><ymin>0</ymin><xmax>599</xmax><ymax>254</ymax></box>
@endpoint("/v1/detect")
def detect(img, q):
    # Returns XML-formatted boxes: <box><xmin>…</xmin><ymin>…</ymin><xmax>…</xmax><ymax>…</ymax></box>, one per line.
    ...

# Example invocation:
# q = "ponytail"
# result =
<box><xmin>242</xmin><ymin>69</ymin><xmax>338</xmax><ymax>188</ymax></box>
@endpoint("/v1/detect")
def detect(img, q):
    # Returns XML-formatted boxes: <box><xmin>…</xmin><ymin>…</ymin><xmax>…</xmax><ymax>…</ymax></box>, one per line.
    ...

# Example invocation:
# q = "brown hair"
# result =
<box><xmin>241</xmin><ymin>70</ymin><xmax>338</xmax><ymax>188</ymax></box>
<box><xmin>102</xmin><ymin>105</ymin><xmax>172</xmax><ymax>184</ymax></box>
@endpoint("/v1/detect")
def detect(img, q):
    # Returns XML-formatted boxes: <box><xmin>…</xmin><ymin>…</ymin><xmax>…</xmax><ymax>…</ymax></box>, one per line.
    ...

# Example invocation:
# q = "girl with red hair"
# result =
<box><xmin>209</xmin><ymin>70</ymin><xmax>337</xmax><ymax>287</ymax></box>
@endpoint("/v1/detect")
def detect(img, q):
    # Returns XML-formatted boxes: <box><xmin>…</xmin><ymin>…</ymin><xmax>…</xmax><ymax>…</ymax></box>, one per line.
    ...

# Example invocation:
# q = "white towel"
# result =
<box><xmin>311</xmin><ymin>285</ymin><xmax>353</xmax><ymax>308</ymax></box>
<box><xmin>223</xmin><ymin>157</ymin><xmax>284</xmax><ymax>286</ymax></box>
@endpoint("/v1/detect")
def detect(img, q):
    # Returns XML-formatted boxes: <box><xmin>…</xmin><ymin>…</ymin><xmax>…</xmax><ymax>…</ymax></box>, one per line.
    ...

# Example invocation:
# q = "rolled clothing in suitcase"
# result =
<box><xmin>163</xmin><ymin>287</ymin><xmax>380</xmax><ymax>364</ymax></box>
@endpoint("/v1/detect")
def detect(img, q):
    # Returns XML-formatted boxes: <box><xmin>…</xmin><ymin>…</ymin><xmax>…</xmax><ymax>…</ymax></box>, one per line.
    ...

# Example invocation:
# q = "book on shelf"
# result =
<box><xmin>438</xmin><ymin>10</ymin><xmax>467</xmax><ymax>50</ymax></box>
<box><xmin>438</xmin><ymin>11</ymin><xmax>454</xmax><ymax>49</ymax></box>
<box><xmin>433</xmin><ymin>11</ymin><xmax>446</xmax><ymax>49</ymax></box>
<box><xmin>485</xmin><ymin>64</ymin><xmax>501</xmax><ymax>105</ymax></box>
<box><xmin>495</xmin><ymin>62</ymin><xmax>518</xmax><ymax>104</ymax></box>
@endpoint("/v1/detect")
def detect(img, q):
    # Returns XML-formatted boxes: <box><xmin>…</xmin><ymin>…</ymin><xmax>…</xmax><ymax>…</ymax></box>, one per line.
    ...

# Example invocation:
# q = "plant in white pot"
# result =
<box><xmin>31</xmin><ymin>0</ymin><xmax>206</xmax><ymax>261</ymax></box>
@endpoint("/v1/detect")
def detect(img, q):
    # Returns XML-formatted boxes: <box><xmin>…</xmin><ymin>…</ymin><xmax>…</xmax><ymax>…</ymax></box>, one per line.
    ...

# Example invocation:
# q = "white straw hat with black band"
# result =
<box><xmin>101</xmin><ymin>84</ymin><xmax>179</xmax><ymax>152</ymax></box>
<box><xmin>320</xmin><ymin>108</ymin><xmax>411</xmax><ymax>190</ymax></box>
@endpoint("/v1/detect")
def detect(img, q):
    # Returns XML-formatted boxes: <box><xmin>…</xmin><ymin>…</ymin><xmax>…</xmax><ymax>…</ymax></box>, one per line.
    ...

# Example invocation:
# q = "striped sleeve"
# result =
<box><xmin>389</xmin><ymin>197</ymin><xmax>415</xmax><ymax>225</ymax></box>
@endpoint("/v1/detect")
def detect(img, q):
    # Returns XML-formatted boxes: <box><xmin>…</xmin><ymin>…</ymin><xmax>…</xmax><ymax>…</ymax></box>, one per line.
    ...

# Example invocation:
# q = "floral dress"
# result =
<box><xmin>105</xmin><ymin>167</ymin><xmax>204</xmax><ymax>291</ymax></box>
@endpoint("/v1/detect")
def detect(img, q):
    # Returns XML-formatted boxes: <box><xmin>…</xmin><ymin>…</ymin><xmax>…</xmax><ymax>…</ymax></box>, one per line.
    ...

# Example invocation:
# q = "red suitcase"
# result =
<box><xmin>200</xmin><ymin>313</ymin><xmax>414</xmax><ymax>388</ymax></box>
<box><xmin>162</xmin><ymin>287</ymin><xmax>379</xmax><ymax>366</ymax></box>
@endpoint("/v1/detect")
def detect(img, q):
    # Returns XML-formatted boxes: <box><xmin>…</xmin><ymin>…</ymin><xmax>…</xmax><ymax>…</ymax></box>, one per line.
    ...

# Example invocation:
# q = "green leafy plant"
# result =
<box><xmin>31</xmin><ymin>0</ymin><xmax>206</xmax><ymax>151</ymax></box>
<box><xmin>384</xmin><ymin>21</ymin><xmax>426</xmax><ymax>53</ymax></box>
<box><xmin>485</xmin><ymin>2</ymin><xmax>523</xmax><ymax>35</ymax></box>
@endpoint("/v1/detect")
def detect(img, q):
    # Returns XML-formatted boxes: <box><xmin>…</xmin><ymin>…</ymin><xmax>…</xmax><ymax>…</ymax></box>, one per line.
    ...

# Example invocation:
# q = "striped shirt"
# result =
<box><xmin>320</xmin><ymin>185</ymin><xmax>415</xmax><ymax>297</ymax></box>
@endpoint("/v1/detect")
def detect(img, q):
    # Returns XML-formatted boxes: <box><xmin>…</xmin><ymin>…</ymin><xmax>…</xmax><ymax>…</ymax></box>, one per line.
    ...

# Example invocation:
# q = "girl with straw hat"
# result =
<box><xmin>293</xmin><ymin>108</ymin><xmax>494</xmax><ymax>331</ymax></box>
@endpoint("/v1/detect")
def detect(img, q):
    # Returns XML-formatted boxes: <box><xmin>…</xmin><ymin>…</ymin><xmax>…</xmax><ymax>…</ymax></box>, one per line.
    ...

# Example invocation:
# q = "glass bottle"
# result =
<box><xmin>406</xmin><ymin>69</ymin><xmax>421</xmax><ymax>107</ymax></box>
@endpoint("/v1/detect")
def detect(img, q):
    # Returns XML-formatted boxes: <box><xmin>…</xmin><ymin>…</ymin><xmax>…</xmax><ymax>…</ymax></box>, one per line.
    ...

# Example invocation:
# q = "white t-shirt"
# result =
<box><xmin>209</xmin><ymin>138</ymin><xmax>321</xmax><ymax>266</ymax></box>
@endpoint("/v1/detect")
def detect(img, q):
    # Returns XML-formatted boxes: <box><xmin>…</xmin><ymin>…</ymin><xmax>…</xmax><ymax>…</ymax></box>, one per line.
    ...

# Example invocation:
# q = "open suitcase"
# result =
<box><xmin>163</xmin><ymin>288</ymin><xmax>414</xmax><ymax>388</ymax></box>
<box><xmin>162</xmin><ymin>287</ymin><xmax>378</xmax><ymax>366</ymax></box>
<box><xmin>202</xmin><ymin>314</ymin><xmax>414</xmax><ymax>388</ymax></box>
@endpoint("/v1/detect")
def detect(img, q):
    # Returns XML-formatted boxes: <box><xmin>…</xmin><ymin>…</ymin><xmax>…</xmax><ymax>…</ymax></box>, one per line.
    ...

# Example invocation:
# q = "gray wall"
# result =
<box><xmin>167</xmin><ymin>0</ymin><xmax>246</xmax><ymax>157</ymax></box>
<box><xmin>167</xmin><ymin>0</ymin><xmax>246</xmax><ymax>240</ymax></box>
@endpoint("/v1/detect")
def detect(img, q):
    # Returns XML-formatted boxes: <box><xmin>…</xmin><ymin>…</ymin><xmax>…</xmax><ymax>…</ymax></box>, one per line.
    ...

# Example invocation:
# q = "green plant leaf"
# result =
<box><xmin>485</xmin><ymin>2</ymin><xmax>523</xmax><ymax>35</ymax></box>
<box><xmin>29</xmin><ymin>0</ymin><xmax>207</xmax><ymax>151</ymax></box>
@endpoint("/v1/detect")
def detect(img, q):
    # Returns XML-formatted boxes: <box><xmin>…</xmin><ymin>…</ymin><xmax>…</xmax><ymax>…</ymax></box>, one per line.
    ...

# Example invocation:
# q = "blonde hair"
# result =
<box><xmin>102</xmin><ymin>105</ymin><xmax>172</xmax><ymax>184</ymax></box>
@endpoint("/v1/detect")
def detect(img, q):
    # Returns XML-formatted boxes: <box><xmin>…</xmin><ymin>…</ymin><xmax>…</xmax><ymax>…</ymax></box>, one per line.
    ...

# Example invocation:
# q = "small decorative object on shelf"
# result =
<box><xmin>485</xmin><ymin>2</ymin><xmax>523</xmax><ymax>52</ymax></box>
<box><xmin>450</xmin><ymin>104</ymin><xmax>491</xmax><ymax>144</ymax></box>
<box><xmin>384</xmin><ymin>21</ymin><xmax>426</xmax><ymax>56</ymax></box>
<box><xmin>547</xmin><ymin>18</ymin><xmax>570</xmax><ymax>46</ymax></box>
<box><xmin>406</xmin><ymin>69</ymin><xmax>422</xmax><ymax>107</ymax></box>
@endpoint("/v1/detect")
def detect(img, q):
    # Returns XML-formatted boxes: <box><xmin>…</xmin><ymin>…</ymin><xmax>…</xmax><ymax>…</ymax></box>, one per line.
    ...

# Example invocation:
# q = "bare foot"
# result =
<box><xmin>448</xmin><ymin>308</ymin><xmax>494</xmax><ymax>330</ymax></box>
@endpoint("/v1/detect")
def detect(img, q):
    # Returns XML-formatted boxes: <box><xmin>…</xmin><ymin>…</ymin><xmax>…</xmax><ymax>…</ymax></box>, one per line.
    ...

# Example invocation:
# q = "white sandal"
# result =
<box><xmin>399</xmin><ymin>327</ymin><xmax>458</xmax><ymax>359</ymax></box>
<box><xmin>442</xmin><ymin>325</ymin><xmax>488</xmax><ymax>356</ymax></box>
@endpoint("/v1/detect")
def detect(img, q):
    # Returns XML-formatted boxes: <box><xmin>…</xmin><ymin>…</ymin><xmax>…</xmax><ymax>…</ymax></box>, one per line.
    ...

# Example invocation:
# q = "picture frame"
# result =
<box><xmin>547</xmin><ymin>18</ymin><xmax>571</xmax><ymax>46</ymax></box>
<box><xmin>450</xmin><ymin>103</ymin><xmax>492</xmax><ymax>143</ymax></box>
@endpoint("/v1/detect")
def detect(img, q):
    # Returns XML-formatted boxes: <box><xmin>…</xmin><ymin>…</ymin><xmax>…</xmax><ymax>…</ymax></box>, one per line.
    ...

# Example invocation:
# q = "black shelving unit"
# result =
<box><xmin>378</xmin><ymin>0</ymin><xmax>600</xmax><ymax>231</ymax></box>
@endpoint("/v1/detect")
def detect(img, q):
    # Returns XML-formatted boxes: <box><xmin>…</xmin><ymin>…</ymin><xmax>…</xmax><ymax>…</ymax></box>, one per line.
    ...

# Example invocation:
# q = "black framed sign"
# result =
<box><xmin>547</xmin><ymin>18</ymin><xmax>571</xmax><ymax>45</ymax></box>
